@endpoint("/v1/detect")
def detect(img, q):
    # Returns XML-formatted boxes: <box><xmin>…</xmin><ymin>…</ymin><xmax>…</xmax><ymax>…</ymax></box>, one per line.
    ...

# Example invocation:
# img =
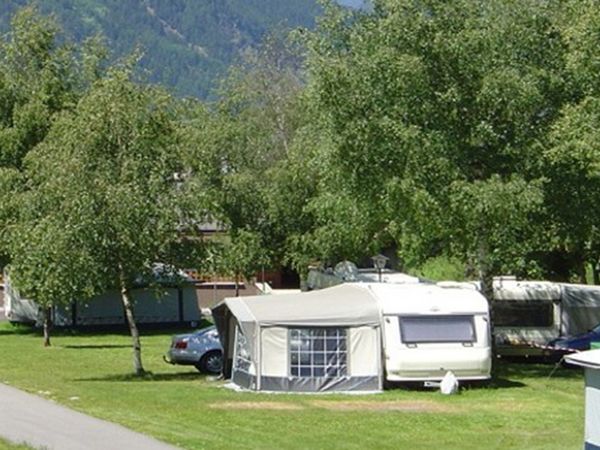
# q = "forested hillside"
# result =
<box><xmin>0</xmin><ymin>0</ymin><xmax>322</xmax><ymax>98</ymax></box>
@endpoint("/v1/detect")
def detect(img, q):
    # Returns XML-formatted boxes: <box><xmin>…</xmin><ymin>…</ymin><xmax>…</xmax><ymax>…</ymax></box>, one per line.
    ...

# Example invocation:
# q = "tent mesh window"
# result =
<box><xmin>399</xmin><ymin>315</ymin><xmax>476</xmax><ymax>344</ymax></box>
<box><xmin>493</xmin><ymin>300</ymin><xmax>554</xmax><ymax>327</ymax></box>
<box><xmin>289</xmin><ymin>328</ymin><xmax>347</xmax><ymax>378</ymax></box>
<box><xmin>234</xmin><ymin>327</ymin><xmax>252</xmax><ymax>374</ymax></box>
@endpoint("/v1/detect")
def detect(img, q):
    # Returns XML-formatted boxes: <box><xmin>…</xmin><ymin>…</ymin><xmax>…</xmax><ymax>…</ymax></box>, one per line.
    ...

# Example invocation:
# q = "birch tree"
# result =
<box><xmin>0</xmin><ymin>7</ymin><xmax>105</xmax><ymax>344</ymax></box>
<box><xmin>13</xmin><ymin>66</ymin><xmax>182</xmax><ymax>373</ymax></box>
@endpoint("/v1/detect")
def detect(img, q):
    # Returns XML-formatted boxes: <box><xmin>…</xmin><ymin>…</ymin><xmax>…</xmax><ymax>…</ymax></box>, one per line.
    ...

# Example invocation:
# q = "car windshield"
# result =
<box><xmin>592</xmin><ymin>324</ymin><xmax>600</xmax><ymax>334</ymax></box>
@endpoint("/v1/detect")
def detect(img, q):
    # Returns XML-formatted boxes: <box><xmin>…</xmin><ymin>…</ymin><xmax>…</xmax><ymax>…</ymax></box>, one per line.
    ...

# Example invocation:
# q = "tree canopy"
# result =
<box><xmin>293</xmin><ymin>0</ymin><xmax>600</xmax><ymax>286</ymax></box>
<box><xmin>5</xmin><ymin>1</ymin><xmax>600</xmax><ymax>366</ymax></box>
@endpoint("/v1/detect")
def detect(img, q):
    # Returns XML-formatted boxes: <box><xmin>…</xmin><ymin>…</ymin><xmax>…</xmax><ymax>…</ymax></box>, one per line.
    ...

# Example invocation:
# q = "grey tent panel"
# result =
<box><xmin>213</xmin><ymin>284</ymin><xmax>383</xmax><ymax>393</ymax></box>
<box><xmin>259</xmin><ymin>376</ymin><xmax>380</xmax><ymax>392</ymax></box>
<box><xmin>562</xmin><ymin>284</ymin><xmax>600</xmax><ymax>308</ymax></box>
<box><xmin>561</xmin><ymin>284</ymin><xmax>600</xmax><ymax>335</ymax></box>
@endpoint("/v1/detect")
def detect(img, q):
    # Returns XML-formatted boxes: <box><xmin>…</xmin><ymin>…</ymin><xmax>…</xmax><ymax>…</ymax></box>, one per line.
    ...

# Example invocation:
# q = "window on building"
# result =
<box><xmin>289</xmin><ymin>328</ymin><xmax>347</xmax><ymax>378</ymax></box>
<box><xmin>399</xmin><ymin>315</ymin><xmax>476</xmax><ymax>344</ymax></box>
<box><xmin>493</xmin><ymin>300</ymin><xmax>554</xmax><ymax>327</ymax></box>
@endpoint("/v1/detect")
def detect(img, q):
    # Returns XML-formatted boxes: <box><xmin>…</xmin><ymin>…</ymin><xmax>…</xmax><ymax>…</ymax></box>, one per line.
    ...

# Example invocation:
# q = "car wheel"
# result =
<box><xmin>196</xmin><ymin>350</ymin><xmax>223</xmax><ymax>374</ymax></box>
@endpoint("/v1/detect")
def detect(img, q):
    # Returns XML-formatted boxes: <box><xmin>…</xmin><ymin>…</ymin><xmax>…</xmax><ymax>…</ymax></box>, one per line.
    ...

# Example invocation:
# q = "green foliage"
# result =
<box><xmin>9</xmin><ymin>67</ymin><xmax>184</xmax><ymax>297</ymax></box>
<box><xmin>411</xmin><ymin>256</ymin><xmax>466</xmax><ymax>282</ymax></box>
<box><xmin>0</xmin><ymin>6</ymin><xmax>80</xmax><ymax>169</ymax></box>
<box><xmin>300</xmin><ymin>0</ymin><xmax>589</xmax><ymax>283</ymax></box>
<box><xmin>186</xmin><ymin>30</ymin><xmax>312</xmax><ymax>274</ymax></box>
<box><xmin>220</xmin><ymin>229</ymin><xmax>269</xmax><ymax>283</ymax></box>
<box><xmin>0</xmin><ymin>6</ymin><xmax>106</xmax><ymax>275</ymax></box>
<box><xmin>7</xmin><ymin>0</ymin><xmax>600</xmax><ymax>328</ymax></box>
<box><xmin>4</xmin><ymin>55</ymin><xmax>194</xmax><ymax>363</ymax></box>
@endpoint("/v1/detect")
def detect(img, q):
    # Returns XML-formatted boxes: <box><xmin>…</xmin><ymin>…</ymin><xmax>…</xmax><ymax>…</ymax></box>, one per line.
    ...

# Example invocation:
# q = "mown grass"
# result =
<box><xmin>0</xmin><ymin>438</ymin><xmax>32</xmax><ymax>450</ymax></box>
<box><xmin>0</xmin><ymin>322</ymin><xmax>585</xmax><ymax>449</ymax></box>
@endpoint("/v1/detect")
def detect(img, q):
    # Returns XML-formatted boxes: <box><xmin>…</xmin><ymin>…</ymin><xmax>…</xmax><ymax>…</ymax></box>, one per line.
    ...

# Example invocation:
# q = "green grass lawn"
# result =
<box><xmin>0</xmin><ymin>322</ymin><xmax>585</xmax><ymax>449</ymax></box>
<box><xmin>0</xmin><ymin>439</ymin><xmax>32</xmax><ymax>450</ymax></box>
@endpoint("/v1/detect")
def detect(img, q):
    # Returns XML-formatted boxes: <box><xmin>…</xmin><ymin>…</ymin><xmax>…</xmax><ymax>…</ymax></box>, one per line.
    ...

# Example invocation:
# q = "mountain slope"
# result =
<box><xmin>0</xmin><ymin>0</ymin><xmax>322</xmax><ymax>98</ymax></box>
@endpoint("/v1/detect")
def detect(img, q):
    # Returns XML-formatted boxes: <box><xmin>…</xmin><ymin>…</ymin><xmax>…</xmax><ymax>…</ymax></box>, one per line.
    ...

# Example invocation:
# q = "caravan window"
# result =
<box><xmin>289</xmin><ymin>328</ymin><xmax>347</xmax><ymax>378</ymax></box>
<box><xmin>233</xmin><ymin>327</ymin><xmax>252</xmax><ymax>374</ymax></box>
<box><xmin>399</xmin><ymin>315</ymin><xmax>476</xmax><ymax>344</ymax></box>
<box><xmin>493</xmin><ymin>300</ymin><xmax>554</xmax><ymax>327</ymax></box>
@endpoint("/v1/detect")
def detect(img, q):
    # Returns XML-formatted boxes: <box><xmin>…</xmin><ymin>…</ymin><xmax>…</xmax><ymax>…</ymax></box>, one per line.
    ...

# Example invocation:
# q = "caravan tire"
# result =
<box><xmin>196</xmin><ymin>350</ymin><xmax>223</xmax><ymax>374</ymax></box>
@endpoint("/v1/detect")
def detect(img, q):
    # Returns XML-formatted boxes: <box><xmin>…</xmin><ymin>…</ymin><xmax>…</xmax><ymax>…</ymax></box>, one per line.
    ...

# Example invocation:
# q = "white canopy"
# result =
<box><xmin>565</xmin><ymin>349</ymin><xmax>600</xmax><ymax>369</ymax></box>
<box><xmin>565</xmin><ymin>349</ymin><xmax>600</xmax><ymax>450</ymax></box>
<box><xmin>223</xmin><ymin>283</ymin><xmax>380</xmax><ymax>327</ymax></box>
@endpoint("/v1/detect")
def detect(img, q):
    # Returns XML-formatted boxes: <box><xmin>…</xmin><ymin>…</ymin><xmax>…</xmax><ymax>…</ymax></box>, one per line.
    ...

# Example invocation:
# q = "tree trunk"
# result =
<box><xmin>593</xmin><ymin>261</ymin><xmax>600</xmax><ymax>285</ymax></box>
<box><xmin>235</xmin><ymin>273</ymin><xmax>240</xmax><ymax>297</ymax></box>
<box><xmin>477</xmin><ymin>238</ymin><xmax>496</xmax><ymax>379</ymax></box>
<box><xmin>577</xmin><ymin>260</ymin><xmax>587</xmax><ymax>284</ymax></box>
<box><xmin>119</xmin><ymin>268</ymin><xmax>145</xmax><ymax>376</ymax></box>
<box><xmin>43</xmin><ymin>306</ymin><xmax>52</xmax><ymax>347</ymax></box>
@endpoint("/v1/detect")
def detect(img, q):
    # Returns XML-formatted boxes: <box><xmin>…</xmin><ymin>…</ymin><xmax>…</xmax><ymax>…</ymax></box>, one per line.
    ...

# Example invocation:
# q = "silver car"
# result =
<box><xmin>164</xmin><ymin>325</ymin><xmax>223</xmax><ymax>374</ymax></box>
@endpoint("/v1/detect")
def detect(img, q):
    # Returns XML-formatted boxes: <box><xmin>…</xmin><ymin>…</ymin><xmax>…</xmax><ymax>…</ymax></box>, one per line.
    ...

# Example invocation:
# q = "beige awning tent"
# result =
<box><xmin>565</xmin><ymin>350</ymin><xmax>600</xmax><ymax>450</ymax></box>
<box><xmin>212</xmin><ymin>284</ymin><xmax>383</xmax><ymax>393</ymax></box>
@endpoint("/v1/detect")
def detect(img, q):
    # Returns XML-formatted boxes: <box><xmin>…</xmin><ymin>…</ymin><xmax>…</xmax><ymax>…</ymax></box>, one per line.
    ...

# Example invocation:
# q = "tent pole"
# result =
<box><xmin>377</xmin><ymin>326</ymin><xmax>383</xmax><ymax>391</ymax></box>
<box><xmin>256</xmin><ymin>325</ymin><xmax>262</xmax><ymax>391</ymax></box>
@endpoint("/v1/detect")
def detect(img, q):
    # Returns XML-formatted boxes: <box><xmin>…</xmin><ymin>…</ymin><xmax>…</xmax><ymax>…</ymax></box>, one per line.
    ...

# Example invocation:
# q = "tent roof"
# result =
<box><xmin>565</xmin><ymin>349</ymin><xmax>600</xmax><ymax>369</ymax></box>
<box><xmin>367</xmin><ymin>283</ymin><xmax>489</xmax><ymax>315</ymax></box>
<box><xmin>561</xmin><ymin>283</ymin><xmax>600</xmax><ymax>307</ymax></box>
<box><xmin>217</xmin><ymin>283</ymin><xmax>381</xmax><ymax>328</ymax></box>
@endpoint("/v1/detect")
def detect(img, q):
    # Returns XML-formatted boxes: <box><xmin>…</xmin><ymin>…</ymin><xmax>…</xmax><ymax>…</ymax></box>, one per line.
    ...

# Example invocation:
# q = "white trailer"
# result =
<box><xmin>493</xmin><ymin>279</ymin><xmax>561</xmax><ymax>356</ymax></box>
<box><xmin>366</xmin><ymin>283</ymin><xmax>492</xmax><ymax>383</ymax></box>
<box><xmin>493</xmin><ymin>279</ymin><xmax>600</xmax><ymax>356</ymax></box>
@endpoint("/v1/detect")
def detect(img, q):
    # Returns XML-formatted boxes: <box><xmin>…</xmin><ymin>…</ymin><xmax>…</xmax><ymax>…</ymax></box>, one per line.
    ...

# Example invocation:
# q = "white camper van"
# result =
<box><xmin>366</xmin><ymin>283</ymin><xmax>492</xmax><ymax>383</ymax></box>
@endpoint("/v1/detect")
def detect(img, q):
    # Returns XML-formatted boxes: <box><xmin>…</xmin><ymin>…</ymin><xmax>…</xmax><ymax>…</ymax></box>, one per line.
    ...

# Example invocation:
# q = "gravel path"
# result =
<box><xmin>0</xmin><ymin>383</ymin><xmax>179</xmax><ymax>450</ymax></box>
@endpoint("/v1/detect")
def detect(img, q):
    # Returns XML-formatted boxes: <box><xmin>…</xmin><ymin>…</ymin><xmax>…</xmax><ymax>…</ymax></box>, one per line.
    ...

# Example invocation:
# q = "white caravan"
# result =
<box><xmin>366</xmin><ymin>283</ymin><xmax>492</xmax><ymax>383</ymax></box>
<box><xmin>493</xmin><ymin>279</ymin><xmax>600</xmax><ymax>356</ymax></box>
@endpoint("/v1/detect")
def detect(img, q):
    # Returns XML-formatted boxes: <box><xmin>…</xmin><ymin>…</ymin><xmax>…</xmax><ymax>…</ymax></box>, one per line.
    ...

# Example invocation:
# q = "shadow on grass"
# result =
<box><xmin>0</xmin><ymin>321</ymin><xmax>212</xmax><ymax>338</ymax></box>
<box><xmin>73</xmin><ymin>371</ymin><xmax>207</xmax><ymax>382</ymax></box>
<box><xmin>390</xmin><ymin>377</ymin><xmax>526</xmax><ymax>392</ymax></box>
<box><xmin>387</xmin><ymin>359</ymin><xmax>582</xmax><ymax>392</ymax></box>
<box><xmin>62</xmin><ymin>344</ymin><xmax>131</xmax><ymax>350</ymax></box>
<box><xmin>484</xmin><ymin>378</ymin><xmax>526</xmax><ymax>389</ymax></box>
<box><xmin>0</xmin><ymin>323</ymin><xmax>39</xmax><ymax>336</ymax></box>
<box><xmin>496</xmin><ymin>360</ymin><xmax>583</xmax><ymax>380</ymax></box>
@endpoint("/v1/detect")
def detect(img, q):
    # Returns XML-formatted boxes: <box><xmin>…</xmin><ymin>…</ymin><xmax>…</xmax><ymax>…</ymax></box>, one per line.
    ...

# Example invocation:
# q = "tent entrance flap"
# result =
<box><xmin>232</xmin><ymin>325</ymin><xmax>256</xmax><ymax>389</ymax></box>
